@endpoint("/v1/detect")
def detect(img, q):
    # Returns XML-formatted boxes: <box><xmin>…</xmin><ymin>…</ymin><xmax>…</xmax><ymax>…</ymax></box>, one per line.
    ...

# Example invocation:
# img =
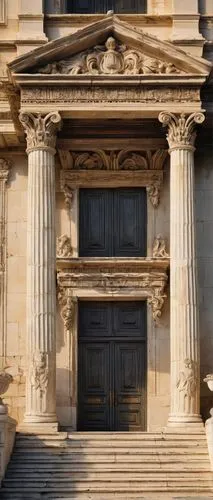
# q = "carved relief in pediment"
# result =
<box><xmin>36</xmin><ymin>36</ymin><xmax>182</xmax><ymax>76</ymax></box>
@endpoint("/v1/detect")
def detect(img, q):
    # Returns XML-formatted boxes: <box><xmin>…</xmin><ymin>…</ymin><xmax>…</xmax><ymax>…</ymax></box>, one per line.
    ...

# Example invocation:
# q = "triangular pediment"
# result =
<box><xmin>8</xmin><ymin>15</ymin><xmax>211</xmax><ymax>77</ymax></box>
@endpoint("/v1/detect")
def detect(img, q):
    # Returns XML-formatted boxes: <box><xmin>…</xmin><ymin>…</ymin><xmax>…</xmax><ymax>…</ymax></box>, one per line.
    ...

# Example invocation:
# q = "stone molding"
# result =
<box><xmin>158</xmin><ymin>111</ymin><xmax>205</xmax><ymax>150</ymax></box>
<box><xmin>57</xmin><ymin>258</ymin><xmax>169</xmax><ymax>327</ymax></box>
<box><xmin>0</xmin><ymin>159</ymin><xmax>11</xmax><ymax>362</ymax></box>
<box><xmin>19</xmin><ymin>112</ymin><xmax>62</xmax><ymax>153</ymax></box>
<box><xmin>60</xmin><ymin>169</ymin><xmax>164</xmax><ymax>210</ymax></box>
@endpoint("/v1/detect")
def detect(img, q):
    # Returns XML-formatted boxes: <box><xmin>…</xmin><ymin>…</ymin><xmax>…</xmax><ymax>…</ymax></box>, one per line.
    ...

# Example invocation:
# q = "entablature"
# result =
<box><xmin>57</xmin><ymin>257</ymin><xmax>169</xmax><ymax>327</ymax></box>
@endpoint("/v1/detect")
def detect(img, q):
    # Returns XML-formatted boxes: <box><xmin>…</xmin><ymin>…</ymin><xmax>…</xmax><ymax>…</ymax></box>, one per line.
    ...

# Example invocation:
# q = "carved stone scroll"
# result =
<box><xmin>36</xmin><ymin>36</ymin><xmax>181</xmax><ymax>76</ymax></box>
<box><xmin>0</xmin><ymin>159</ymin><xmax>11</xmax><ymax>361</ymax></box>
<box><xmin>58</xmin><ymin>288</ymin><xmax>76</xmax><ymax>332</ymax></box>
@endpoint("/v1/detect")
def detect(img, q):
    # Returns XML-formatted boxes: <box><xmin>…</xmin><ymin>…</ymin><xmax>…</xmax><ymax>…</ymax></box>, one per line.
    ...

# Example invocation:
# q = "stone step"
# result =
<box><xmin>11</xmin><ymin>447</ymin><xmax>209</xmax><ymax>457</ymax></box>
<box><xmin>4</xmin><ymin>471</ymin><xmax>213</xmax><ymax>481</ymax></box>
<box><xmin>16</xmin><ymin>432</ymin><xmax>207</xmax><ymax>441</ymax></box>
<box><xmin>7</xmin><ymin>460</ymin><xmax>210</xmax><ymax>470</ymax></box>
<box><xmin>2</xmin><ymin>481</ymin><xmax>213</xmax><ymax>492</ymax></box>
<box><xmin>13</xmin><ymin>440</ymin><xmax>209</xmax><ymax>450</ymax></box>
<box><xmin>1</xmin><ymin>494</ymin><xmax>213</xmax><ymax>500</ymax></box>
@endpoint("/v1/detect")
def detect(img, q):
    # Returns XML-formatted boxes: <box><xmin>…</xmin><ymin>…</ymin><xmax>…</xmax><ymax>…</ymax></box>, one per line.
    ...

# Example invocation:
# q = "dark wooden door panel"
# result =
<box><xmin>114</xmin><ymin>342</ymin><xmax>146</xmax><ymax>431</ymax></box>
<box><xmin>79</xmin><ymin>301</ymin><xmax>111</xmax><ymax>338</ymax></box>
<box><xmin>79</xmin><ymin>188</ymin><xmax>147</xmax><ymax>257</ymax></box>
<box><xmin>78</xmin><ymin>301</ymin><xmax>147</xmax><ymax>431</ymax></box>
<box><xmin>79</xmin><ymin>189</ymin><xmax>112</xmax><ymax>257</ymax></box>
<box><xmin>113</xmin><ymin>301</ymin><xmax>146</xmax><ymax>338</ymax></box>
<box><xmin>114</xmin><ymin>189</ymin><xmax>146</xmax><ymax>257</ymax></box>
<box><xmin>78</xmin><ymin>342</ymin><xmax>110</xmax><ymax>430</ymax></box>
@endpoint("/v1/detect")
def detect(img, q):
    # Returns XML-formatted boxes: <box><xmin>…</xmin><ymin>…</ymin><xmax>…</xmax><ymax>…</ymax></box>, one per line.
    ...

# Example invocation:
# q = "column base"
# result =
<box><xmin>167</xmin><ymin>413</ymin><xmax>203</xmax><ymax>429</ymax></box>
<box><xmin>18</xmin><ymin>422</ymin><xmax>59</xmax><ymax>434</ymax></box>
<box><xmin>21</xmin><ymin>412</ymin><xmax>58</xmax><ymax>434</ymax></box>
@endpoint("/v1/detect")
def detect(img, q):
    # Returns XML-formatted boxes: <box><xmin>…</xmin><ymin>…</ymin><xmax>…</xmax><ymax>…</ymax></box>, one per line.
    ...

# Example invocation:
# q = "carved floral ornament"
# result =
<box><xmin>57</xmin><ymin>234</ymin><xmax>72</xmax><ymax>258</ymax></box>
<box><xmin>37</xmin><ymin>36</ymin><xmax>182</xmax><ymax>76</ymax></box>
<box><xmin>19</xmin><ymin>111</ymin><xmax>62</xmax><ymax>153</ymax></box>
<box><xmin>158</xmin><ymin>112</ymin><xmax>205</xmax><ymax>150</ymax></box>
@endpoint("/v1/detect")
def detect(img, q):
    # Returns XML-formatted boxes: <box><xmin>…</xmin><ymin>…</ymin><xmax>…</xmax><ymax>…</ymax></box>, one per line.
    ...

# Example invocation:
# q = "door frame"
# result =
<box><xmin>64</xmin><ymin>293</ymin><xmax>155</xmax><ymax>432</ymax></box>
<box><xmin>77</xmin><ymin>299</ymin><xmax>147</xmax><ymax>431</ymax></box>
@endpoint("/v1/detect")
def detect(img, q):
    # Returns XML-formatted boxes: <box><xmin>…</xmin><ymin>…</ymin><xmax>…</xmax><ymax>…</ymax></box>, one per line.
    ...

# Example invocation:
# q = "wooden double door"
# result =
<box><xmin>78</xmin><ymin>301</ymin><xmax>147</xmax><ymax>431</ymax></box>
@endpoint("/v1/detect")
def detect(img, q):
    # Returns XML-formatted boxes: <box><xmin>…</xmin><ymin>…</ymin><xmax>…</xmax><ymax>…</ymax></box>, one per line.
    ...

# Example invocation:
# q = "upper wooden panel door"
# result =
<box><xmin>68</xmin><ymin>1</ymin><xmax>146</xmax><ymax>13</ymax></box>
<box><xmin>79</xmin><ymin>188</ymin><xmax>147</xmax><ymax>257</ymax></box>
<box><xmin>78</xmin><ymin>301</ymin><xmax>147</xmax><ymax>431</ymax></box>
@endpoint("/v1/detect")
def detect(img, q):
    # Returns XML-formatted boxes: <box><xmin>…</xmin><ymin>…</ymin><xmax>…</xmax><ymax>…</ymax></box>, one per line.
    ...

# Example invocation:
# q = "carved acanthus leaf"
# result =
<box><xmin>57</xmin><ymin>234</ymin><xmax>72</xmax><ymax>258</ymax></box>
<box><xmin>36</xmin><ymin>37</ymin><xmax>181</xmax><ymax>76</ymax></box>
<box><xmin>153</xmin><ymin>235</ymin><xmax>169</xmax><ymax>258</ymax></box>
<box><xmin>30</xmin><ymin>351</ymin><xmax>48</xmax><ymax>395</ymax></box>
<box><xmin>159</xmin><ymin>112</ymin><xmax>205</xmax><ymax>149</ymax></box>
<box><xmin>19</xmin><ymin>112</ymin><xmax>62</xmax><ymax>151</ymax></box>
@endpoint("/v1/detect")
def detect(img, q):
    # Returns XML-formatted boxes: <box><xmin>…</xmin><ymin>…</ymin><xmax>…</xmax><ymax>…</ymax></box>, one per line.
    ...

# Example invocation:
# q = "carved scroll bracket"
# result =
<box><xmin>58</xmin><ymin>287</ymin><xmax>77</xmax><ymax>332</ymax></box>
<box><xmin>148</xmin><ymin>285</ymin><xmax>167</xmax><ymax>323</ymax></box>
<box><xmin>61</xmin><ymin>179</ymin><xmax>74</xmax><ymax>215</ymax></box>
<box><xmin>146</xmin><ymin>177</ymin><xmax>162</xmax><ymax>208</ymax></box>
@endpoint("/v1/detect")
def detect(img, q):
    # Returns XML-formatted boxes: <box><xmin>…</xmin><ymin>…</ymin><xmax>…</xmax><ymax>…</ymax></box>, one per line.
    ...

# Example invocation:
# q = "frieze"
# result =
<box><xmin>58</xmin><ymin>149</ymin><xmax>167</xmax><ymax>171</ymax></box>
<box><xmin>21</xmin><ymin>86</ymin><xmax>200</xmax><ymax>106</ymax></box>
<box><xmin>57</xmin><ymin>259</ymin><xmax>169</xmax><ymax>324</ymax></box>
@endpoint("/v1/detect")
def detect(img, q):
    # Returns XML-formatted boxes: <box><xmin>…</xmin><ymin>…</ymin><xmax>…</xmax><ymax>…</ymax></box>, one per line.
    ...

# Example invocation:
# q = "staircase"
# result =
<box><xmin>1</xmin><ymin>430</ymin><xmax>213</xmax><ymax>499</ymax></box>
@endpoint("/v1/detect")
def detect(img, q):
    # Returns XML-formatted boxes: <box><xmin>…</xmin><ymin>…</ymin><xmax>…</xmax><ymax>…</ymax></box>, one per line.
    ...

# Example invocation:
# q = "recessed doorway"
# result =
<box><xmin>78</xmin><ymin>301</ymin><xmax>147</xmax><ymax>431</ymax></box>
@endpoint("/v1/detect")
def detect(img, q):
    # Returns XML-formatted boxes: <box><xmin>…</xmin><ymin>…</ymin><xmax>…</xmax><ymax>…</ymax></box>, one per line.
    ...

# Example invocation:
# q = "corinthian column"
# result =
<box><xmin>19</xmin><ymin>112</ymin><xmax>62</xmax><ymax>429</ymax></box>
<box><xmin>159</xmin><ymin>112</ymin><xmax>205</xmax><ymax>426</ymax></box>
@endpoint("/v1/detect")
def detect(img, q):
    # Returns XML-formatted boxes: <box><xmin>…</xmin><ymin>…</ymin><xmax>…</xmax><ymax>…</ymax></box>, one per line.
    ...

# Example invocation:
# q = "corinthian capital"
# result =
<box><xmin>158</xmin><ymin>112</ymin><xmax>205</xmax><ymax>150</ymax></box>
<box><xmin>19</xmin><ymin>112</ymin><xmax>62</xmax><ymax>153</ymax></box>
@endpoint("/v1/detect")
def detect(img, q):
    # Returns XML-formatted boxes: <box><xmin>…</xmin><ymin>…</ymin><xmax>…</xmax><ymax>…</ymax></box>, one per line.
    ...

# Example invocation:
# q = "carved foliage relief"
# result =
<box><xmin>60</xmin><ymin>149</ymin><xmax>167</xmax><ymax>172</ymax></box>
<box><xmin>36</xmin><ymin>36</ymin><xmax>182</xmax><ymax>76</ymax></box>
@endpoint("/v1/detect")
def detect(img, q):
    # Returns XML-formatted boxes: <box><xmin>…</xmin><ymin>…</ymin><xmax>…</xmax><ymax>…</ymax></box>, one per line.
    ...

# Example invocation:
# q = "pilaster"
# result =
<box><xmin>19</xmin><ymin>111</ymin><xmax>61</xmax><ymax>431</ymax></box>
<box><xmin>159</xmin><ymin>111</ymin><xmax>205</xmax><ymax>426</ymax></box>
<box><xmin>0</xmin><ymin>160</ymin><xmax>11</xmax><ymax>364</ymax></box>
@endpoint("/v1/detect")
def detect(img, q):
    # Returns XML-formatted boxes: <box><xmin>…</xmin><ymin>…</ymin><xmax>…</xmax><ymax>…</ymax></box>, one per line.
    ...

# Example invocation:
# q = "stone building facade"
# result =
<box><xmin>0</xmin><ymin>0</ymin><xmax>213</xmax><ymax>435</ymax></box>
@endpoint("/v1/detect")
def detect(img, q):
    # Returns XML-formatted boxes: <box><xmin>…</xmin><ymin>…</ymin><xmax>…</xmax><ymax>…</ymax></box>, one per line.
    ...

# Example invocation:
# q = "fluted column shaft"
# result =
<box><xmin>159</xmin><ymin>112</ymin><xmax>205</xmax><ymax>425</ymax></box>
<box><xmin>19</xmin><ymin>112</ymin><xmax>61</xmax><ymax>426</ymax></box>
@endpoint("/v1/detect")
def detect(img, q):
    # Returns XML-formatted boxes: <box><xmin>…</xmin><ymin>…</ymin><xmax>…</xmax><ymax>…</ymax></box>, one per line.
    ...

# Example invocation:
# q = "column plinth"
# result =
<box><xmin>159</xmin><ymin>112</ymin><xmax>205</xmax><ymax>427</ymax></box>
<box><xmin>19</xmin><ymin>112</ymin><xmax>62</xmax><ymax>431</ymax></box>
